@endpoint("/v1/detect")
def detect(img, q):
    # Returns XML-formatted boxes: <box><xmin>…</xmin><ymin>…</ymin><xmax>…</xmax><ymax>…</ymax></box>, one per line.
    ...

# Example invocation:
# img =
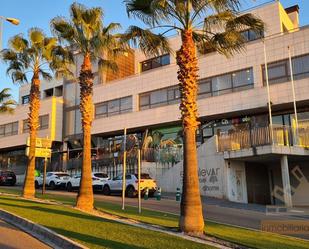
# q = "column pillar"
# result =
<box><xmin>280</xmin><ymin>155</ymin><xmax>292</xmax><ymax>207</ymax></box>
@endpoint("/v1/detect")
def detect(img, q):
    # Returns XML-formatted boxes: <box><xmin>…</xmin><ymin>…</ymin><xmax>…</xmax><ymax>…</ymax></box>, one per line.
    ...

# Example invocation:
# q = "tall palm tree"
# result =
<box><xmin>1</xmin><ymin>28</ymin><xmax>72</xmax><ymax>199</ymax></box>
<box><xmin>51</xmin><ymin>3</ymin><xmax>125</xmax><ymax>211</ymax></box>
<box><xmin>124</xmin><ymin>0</ymin><xmax>264</xmax><ymax>234</ymax></box>
<box><xmin>0</xmin><ymin>88</ymin><xmax>16</xmax><ymax>113</ymax></box>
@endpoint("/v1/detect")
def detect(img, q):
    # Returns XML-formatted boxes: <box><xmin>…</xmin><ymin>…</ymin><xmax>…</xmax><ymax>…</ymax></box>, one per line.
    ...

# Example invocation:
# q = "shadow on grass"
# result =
<box><xmin>47</xmin><ymin>226</ymin><xmax>148</xmax><ymax>249</ymax></box>
<box><xmin>0</xmin><ymin>198</ymin><xmax>143</xmax><ymax>230</ymax></box>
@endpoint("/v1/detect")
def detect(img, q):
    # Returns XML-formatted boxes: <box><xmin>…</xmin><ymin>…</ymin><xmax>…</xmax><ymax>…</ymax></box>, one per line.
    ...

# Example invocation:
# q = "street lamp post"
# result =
<box><xmin>0</xmin><ymin>16</ymin><xmax>20</xmax><ymax>50</ymax></box>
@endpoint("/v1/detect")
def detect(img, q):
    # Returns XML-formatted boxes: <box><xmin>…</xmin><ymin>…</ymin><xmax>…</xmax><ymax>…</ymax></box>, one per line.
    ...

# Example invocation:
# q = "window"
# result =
<box><xmin>40</xmin><ymin>115</ymin><xmax>49</xmax><ymax>130</ymax></box>
<box><xmin>125</xmin><ymin>175</ymin><xmax>132</xmax><ymax>180</ymax></box>
<box><xmin>95</xmin><ymin>103</ymin><xmax>108</xmax><ymax>118</ymax></box>
<box><xmin>95</xmin><ymin>96</ymin><xmax>132</xmax><ymax>118</ymax></box>
<box><xmin>139</xmin><ymin>68</ymin><xmax>254</xmax><ymax>110</ymax></box>
<box><xmin>241</xmin><ymin>29</ymin><xmax>264</xmax><ymax>42</ymax></box>
<box><xmin>212</xmin><ymin>74</ymin><xmax>232</xmax><ymax>96</ymax></box>
<box><xmin>108</xmin><ymin>99</ymin><xmax>120</xmax><ymax>116</ymax></box>
<box><xmin>198</xmin><ymin>79</ymin><xmax>211</xmax><ymax>98</ymax></box>
<box><xmin>232</xmin><ymin>69</ymin><xmax>254</xmax><ymax>91</ymax></box>
<box><xmin>94</xmin><ymin>173</ymin><xmax>108</xmax><ymax>178</ymax></box>
<box><xmin>167</xmin><ymin>87</ymin><xmax>180</xmax><ymax>104</ymax></box>
<box><xmin>141</xmin><ymin>54</ymin><xmax>170</xmax><ymax>72</ymax></box>
<box><xmin>0</xmin><ymin>122</ymin><xmax>18</xmax><ymax>137</ymax></box>
<box><xmin>23</xmin><ymin>115</ymin><xmax>49</xmax><ymax>133</ymax></box>
<box><xmin>44</xmin><ymin>88</ymin><xmax>53</xmax><ymax>98</ymax></box>
<box><xmin>139</xmin><ymin>86</ymin><xmax>180</xmax><ymax>110</ymax></box>
<box><xmin>150</xmin><ymin>89</ymin><xmax>168</xmax><ymax>107</ymax></box>
<box><xmin>54</xmin><ymin>86</ymin><xmax>63</xmax><ymax>96</ymax></box>
<box><xmin>22</xmin><ymin>95</ymin><xmax>30</xmax><ymax>105</ymax></box>
<box><xmin>262</xmin><ymin>54</ymin><xmax>309</xmax><ymax>85</ymax></box>
<box><xmin>199</xmin><ymin>68</ymin><xmax>253</xmax><ymax>97</ymax></box>
<box><xmin>120</xmin><ymin>96</ymin><xmax>133</xmax><ymax>113</ymax></box>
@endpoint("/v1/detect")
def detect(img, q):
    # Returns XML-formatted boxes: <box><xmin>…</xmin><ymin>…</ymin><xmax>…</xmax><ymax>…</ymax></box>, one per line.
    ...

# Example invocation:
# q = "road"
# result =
<box><xmin>0</xmin><ymin>219</ymin><xmax>51</xmax><ymax>249</ymax></box>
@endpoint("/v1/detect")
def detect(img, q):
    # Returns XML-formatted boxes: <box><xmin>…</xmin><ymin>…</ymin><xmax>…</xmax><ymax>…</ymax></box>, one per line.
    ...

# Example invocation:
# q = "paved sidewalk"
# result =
<box><xmin>0</xmin><ymin>218</ymin><xmax>51</xmax><ymax>249</ymax></box>
<box><xmin>162</xmin><ymin>192</ymin><xmax>267</xmax><ymax>212</ymax></box>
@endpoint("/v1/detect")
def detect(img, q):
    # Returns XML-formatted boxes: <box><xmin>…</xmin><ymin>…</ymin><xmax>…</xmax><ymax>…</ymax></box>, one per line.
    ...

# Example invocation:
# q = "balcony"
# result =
<box><xmin>217</xmin><ymin>125</ymin><xmax>309</xmax><ymax>152</ymax></box>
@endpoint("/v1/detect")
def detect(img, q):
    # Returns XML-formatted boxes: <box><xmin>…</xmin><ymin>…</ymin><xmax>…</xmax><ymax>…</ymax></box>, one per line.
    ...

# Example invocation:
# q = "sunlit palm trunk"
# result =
<box><xmin>23</xmin><ymin>72</ymin><xmax>40</xmax><ymax>198</ymax></box>
<box><xmin>177</xmin><ymin>29</ymin><xmax>204</xmax><ymax>234</ymax></box>
<box><xmin>76</xmin><ymin>53</ymin><xmax>94</xmax><ymax>211</ymax></box>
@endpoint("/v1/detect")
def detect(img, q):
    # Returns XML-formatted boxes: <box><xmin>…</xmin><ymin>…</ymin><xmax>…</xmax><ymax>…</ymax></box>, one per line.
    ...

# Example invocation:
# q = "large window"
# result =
<box><xmin>139</xmin><ymin>86</ymin><xmax>180</xmax><ymax>110</ymax></box>
<box><xmin>0</xmin><ymin>122</ymin><xmax>18</xmax><ymax>137</ymax></box>
<box><xmin>199</xmin><ymin>68</ymin><xmax>254</xmax><ymax>97</ymax></box>
<box><xmin>262</xmin><ymin>54</ymin><xmax>309</xmax><ymax>85</ymax></box>
<box><xmin>139</xmin><ymin>68</ymin><xmax>253</xmax><ymax>110</ymax></box>
<box><xmin>95</xmin><ymin>96</ymin><xmax>132</xmax><ymax>118</ymax></box>
<box><xmin>141</xmin><ymin>54</ymin><xmax>170</xmax><ymax>72</ymax></box>
<box><xmin>23</xmin><ymin>115</ymin><xmax>49</xmax><ymax>133</ymax></box>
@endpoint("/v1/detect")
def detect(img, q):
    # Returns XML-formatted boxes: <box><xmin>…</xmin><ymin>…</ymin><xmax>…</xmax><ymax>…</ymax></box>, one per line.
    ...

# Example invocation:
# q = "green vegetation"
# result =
<box><xmin>0</xmin><ymin>195</ymin><xmax>210</xmax><ymax>249</ymax></box>
<box><xmin>0</xmin><ymin>187</ymin><xmax>308</xmax><ymax>249</ymax></box>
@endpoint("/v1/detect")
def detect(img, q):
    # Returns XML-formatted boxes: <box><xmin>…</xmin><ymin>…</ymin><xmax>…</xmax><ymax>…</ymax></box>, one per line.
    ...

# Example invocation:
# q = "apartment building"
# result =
<box><xmin>0</xmin><ymin>1</ymin><xmax>308</xmax><ymax>207</ymax></box>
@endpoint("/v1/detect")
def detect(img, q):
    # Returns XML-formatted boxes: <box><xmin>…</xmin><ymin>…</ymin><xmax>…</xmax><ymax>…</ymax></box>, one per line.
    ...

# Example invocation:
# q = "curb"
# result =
<box><xmin>0</xmin><ymin>208</ymin><xmax>88</xmax><ymax>249</ymax></box>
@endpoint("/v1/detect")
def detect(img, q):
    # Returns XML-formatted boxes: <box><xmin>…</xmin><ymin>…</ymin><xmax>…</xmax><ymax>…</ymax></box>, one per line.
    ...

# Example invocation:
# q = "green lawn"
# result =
<box><xmin>1</xmin><ymin>187</ymin><xmax>309</xmax><ymax>249</ymax></box>
<box><xmin>0</xmin><ymin>195</ymin><xmax>211</xmax><ymax>249</ymax></box>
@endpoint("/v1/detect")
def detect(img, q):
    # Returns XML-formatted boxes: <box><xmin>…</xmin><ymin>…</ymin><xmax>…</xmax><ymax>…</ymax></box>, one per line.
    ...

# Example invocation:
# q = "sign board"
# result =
<box><xmin>25</xmin><ymin>147</ymin><xmax>52</xmax><ymax>158</ymax></box>
<box><xmin>26</xmin><ymin>137</ymin><xmax>52</xmax><ymax>148</ymax></box>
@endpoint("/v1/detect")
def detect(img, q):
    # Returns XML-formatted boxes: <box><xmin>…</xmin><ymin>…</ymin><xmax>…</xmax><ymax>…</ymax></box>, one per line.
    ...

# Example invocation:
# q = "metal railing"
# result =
<box><xmin>217</xmin><ymin>125</ymin><xmax>309</xmax><ymax>152</ymax></box>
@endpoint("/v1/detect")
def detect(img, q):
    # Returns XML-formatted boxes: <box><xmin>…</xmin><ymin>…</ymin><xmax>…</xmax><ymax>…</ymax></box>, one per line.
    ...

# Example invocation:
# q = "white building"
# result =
<box><xmin>0</xmin><ymin>1</ymin><xmax>308</xmax><ymax>207</ymax></box>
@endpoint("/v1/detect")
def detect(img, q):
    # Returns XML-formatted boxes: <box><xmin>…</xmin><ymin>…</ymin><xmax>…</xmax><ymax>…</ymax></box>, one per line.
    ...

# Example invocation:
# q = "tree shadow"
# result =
<box><xmin>46</xmin><ymin>226</ymin><xmax>148</xmax><ymax>249</ymax></box>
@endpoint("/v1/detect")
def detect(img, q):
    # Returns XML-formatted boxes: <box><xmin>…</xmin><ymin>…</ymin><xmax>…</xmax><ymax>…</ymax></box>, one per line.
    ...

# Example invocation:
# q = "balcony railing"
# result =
<box><xmin>217</xmin><ymin>125</ymin><xmax>309</xmax><ymax>152</ymax></box>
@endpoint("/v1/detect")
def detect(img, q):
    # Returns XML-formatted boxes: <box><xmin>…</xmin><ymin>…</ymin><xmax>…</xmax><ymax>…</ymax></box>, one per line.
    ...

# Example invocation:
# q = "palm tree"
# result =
<box><xmin>0</xmin><ymin>88</ymin><xmax>16</xmax><ymax>113</ymax></box>
<box><xmin>1</xmin><ymin>28</ymin><xmax>72</xmax><ymax>199</ymax></box>
<box><xmin>124</xmin><ymin>0</ymin><xmax>264</xmax><ymax>234</ymax></box>
<box><xmin>51</xmin><ymin>3</ymin><xmax>125</xmax><ymax>211</ymax></box>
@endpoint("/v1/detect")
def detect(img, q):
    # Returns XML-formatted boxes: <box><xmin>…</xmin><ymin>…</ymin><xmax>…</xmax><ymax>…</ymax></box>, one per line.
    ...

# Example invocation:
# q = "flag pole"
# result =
<box><xmin>122</xmin><ymin>127</ymin><xmax>127</xmax><ymax>210</ymax></box>
<box><xmin>287</xmin><ymin>45</ymin><xmax>299</xmax><ymax>144</ymax></box>
<box><xmin>263</xmin><ymin>40</ymin><xmax>274</xmax><ymax>144</ymax></box>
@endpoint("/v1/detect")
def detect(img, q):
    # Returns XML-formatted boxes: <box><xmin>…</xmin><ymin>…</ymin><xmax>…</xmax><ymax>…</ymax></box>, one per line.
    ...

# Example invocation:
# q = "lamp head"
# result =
<box><xmin>6</xmin><ymin>18</ymin><xmax>20</xmax><ymax>25</ymax></box>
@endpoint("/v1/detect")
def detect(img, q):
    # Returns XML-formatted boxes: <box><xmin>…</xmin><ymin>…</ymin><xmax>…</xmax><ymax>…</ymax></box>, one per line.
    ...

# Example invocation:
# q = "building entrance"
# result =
<box><xmin>245</xmin><ymin>162</ymin><xmax>271</xmax><ymax>205</ymax></box>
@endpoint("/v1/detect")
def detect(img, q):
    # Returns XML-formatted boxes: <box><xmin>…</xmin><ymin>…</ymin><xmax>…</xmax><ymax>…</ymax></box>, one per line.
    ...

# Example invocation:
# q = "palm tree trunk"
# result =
<box><xmin>177</xmin><ymin>29</ymin><xmax>204</xmax><ymax>234</ymax></box>
<box><xmin>23</xmin><ymin>72</ymin><xmax>40</xmax><ymax>198</ymax></box>
<box><xmin>76</xmin><ymin>53</ymin><xmax>94</xmax><ymax>211</ymax></box>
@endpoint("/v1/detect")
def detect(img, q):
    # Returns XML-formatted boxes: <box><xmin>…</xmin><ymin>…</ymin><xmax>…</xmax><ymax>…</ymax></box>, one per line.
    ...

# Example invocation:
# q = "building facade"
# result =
<box><xmin>0</xmin><ymin>1</ymin><xmax>308</xmax><ymax>206</ymax></box>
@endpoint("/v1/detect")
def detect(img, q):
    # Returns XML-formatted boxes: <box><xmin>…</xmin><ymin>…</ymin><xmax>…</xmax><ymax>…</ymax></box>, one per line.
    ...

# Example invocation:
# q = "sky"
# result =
<box><xmin>0</xmin><ymin>0</ymin><xmax>308</xmax><ymax>101</ymax></box>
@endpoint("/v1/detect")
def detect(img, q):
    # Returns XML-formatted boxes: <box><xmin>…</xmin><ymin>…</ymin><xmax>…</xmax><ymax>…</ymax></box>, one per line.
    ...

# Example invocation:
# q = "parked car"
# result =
<box><xmin>0</xmin><ymin>171</ymin><xmax>16</xmax><ymax>186</ymax></box>
<box><xmin>66</xmin><ymin>172</ymin><xmax>109</xmax><ymax>192</ymax></box>
<box><xmin>35</xmin><ymin>172</ymin><xmax>70</xmax><ymax>189</ymax></box>
<box><xmin>102</xmin><ymin>173</ymin><xmax>157</xmax><ymax>198</ymax></box>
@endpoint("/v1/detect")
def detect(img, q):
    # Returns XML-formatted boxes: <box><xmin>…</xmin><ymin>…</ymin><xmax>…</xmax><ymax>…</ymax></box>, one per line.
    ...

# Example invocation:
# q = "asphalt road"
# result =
<box><xmin>0</xmin><ymin>219</ymin><xmax>51</xmax><ymax>249</ymax></box>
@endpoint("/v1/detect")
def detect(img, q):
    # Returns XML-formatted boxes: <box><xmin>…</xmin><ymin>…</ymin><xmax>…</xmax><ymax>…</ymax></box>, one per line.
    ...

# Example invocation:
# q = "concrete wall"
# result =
<box><xmin>226</xmin><ymin>161</ymin><xmax>248</xmax><ymax>203</ymax></box>
<box><xmin>270</xmin><ymin>161</ymin><xmax>309</xmax><ymax>206</ymax></box>
<box><xmin>142</xmin><ymin>137</ymin><xmax>226</xmax><ymax>199</ymax></box>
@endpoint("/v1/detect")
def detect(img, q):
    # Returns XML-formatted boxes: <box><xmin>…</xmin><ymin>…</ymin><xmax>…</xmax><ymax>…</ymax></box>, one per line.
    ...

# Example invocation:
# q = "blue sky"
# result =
<box><xmin>0</xmin><ymin>0</ymin><xmax>308</xmax><ymax>100</ymax></box>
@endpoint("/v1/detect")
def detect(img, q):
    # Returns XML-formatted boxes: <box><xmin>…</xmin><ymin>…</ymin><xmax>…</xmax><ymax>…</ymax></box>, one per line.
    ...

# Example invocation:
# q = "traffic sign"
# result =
<box><xmin>26</xmin><ymin>137</ymin><xmax>52</xmax><ymax>148</ymax></box>
<box><xmin>25</xmin><ymin>147</ymin><xmax>52</xmax><ymax>158</ymax></box>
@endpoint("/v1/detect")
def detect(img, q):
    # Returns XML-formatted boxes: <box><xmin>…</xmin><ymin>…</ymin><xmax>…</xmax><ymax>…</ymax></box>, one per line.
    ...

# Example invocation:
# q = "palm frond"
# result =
<box><xmin>123</xmin><ymin>25</ymin><xmax>171</xmax><ymax>56</ymax></box>
<box><xmin>50</xmin><ymin>17</ymin><xmax>76</xmax><ymax>44</ymax></box>
<box><xmin>98</xmin><ymin>58</ymin><xmax>118</xmax><ymax>74</ymax></box>
<box><xmin>0</xmin><ymin>88</ymin><xmax>16</xmax><ymax>114</ymax></box>
<box><xmin>29</xmin><ymin>28</ymin><xmax>45</xmax><ymax>47</ymax></box>
<box><xmin>39</xmin><ymin>69</ymin><xmax>52</xmax><ymax>81</ymax></box>
<box><xmin>0</xmin><ymin>88</ymin><xmax>12</xmax><ymax>102</ymax></box>
<box><xmin>8</xmin><ymin>34</ymin><xmax>28</xmax><ymax>52</ymax></box>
